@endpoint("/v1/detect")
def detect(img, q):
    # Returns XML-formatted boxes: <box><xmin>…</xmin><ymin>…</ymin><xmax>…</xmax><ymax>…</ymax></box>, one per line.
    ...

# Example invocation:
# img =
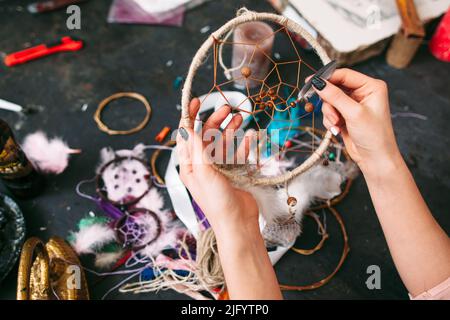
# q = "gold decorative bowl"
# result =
<box><xmin>17</xmin><ymin>236</ymin><xmax>89</xmax><ymax>300</ymax></box>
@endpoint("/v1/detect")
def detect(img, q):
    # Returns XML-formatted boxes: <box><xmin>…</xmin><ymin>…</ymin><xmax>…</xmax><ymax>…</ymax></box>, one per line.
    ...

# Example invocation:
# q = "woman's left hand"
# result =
<box><xmin>176</xmin><ymin>98</ymin><xmax>259</xmax><ymax>239</ymax></box>
<box><xmin>176</xmin><ymin>98</ymin><xmax>282</xmax><ymax>300</ymax></box>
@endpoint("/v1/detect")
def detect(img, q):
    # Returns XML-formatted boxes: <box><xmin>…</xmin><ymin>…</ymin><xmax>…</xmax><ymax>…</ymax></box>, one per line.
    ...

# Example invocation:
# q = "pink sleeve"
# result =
<box><xmin>410</xmin><ymin>277</ymin><xmax>450</xmax><ymax>300</ymax></box>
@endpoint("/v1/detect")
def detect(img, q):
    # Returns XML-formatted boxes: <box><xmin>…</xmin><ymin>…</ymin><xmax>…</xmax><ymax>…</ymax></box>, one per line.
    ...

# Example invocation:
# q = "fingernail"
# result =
<box><xmin>330</xmin><ymin>126</ymin><xmax>340</xmax><ymax>136</ymax></box>
<box><xmin>179</xmin><ymin>127</ymin><xmax>189</xmax><ymax>141</ymax></box>
<box><xmin>312</xmin><ymin>76</ymin><xmax>326</xmax><ymax>91</ymax></box>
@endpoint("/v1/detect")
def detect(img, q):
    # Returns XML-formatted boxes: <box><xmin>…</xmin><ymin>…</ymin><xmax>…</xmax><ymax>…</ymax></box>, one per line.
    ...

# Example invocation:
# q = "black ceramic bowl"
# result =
<box><xmin>0</xmin><ymin>194</ymin><xmax>25</xmax><ymax>283</ymax></box>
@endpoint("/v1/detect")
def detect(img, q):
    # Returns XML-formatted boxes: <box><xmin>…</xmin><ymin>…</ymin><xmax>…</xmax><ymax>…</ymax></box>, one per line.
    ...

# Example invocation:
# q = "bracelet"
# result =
<box><xmin>94</xmin><ymin>92</ymin><xmax>152</xmax><ymax>135</ymax></box>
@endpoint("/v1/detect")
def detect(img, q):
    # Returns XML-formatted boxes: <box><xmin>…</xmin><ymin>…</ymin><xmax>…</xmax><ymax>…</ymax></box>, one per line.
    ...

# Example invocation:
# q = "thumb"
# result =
<box><xmin>311</xmin><ymin>76</ymin><xmax>361</xmax><ymax>121</ymax></box>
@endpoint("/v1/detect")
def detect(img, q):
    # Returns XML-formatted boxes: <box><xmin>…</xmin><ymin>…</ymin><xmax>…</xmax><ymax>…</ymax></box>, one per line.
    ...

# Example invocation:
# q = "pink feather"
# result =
<box><xmin>22</xmin><ymin>131</ymin><xmax>80</xmax><ymax>174</ymax></box>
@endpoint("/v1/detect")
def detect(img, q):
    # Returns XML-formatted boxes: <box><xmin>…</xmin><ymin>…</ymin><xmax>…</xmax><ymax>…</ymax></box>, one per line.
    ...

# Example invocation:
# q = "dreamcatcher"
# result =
<box><xmin>178</xmin><ymin>8</ymin><xmax>341</xmax><ymax>243</ymax></box>
<box><xmin>70</xmin><ymin>144</ymin><xmax>192</xmax><ymax>280</ymax></box>
<box><xmin>181</xmin><ymin>8</ymin><xmax>335</xmax><ymax>186</ymax></box>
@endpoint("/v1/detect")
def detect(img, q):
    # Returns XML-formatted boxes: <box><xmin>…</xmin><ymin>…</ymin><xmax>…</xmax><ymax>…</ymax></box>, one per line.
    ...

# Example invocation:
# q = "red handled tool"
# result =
<box><xmin>4</xmin><ymin>36</ymin><xmax>83</xmax><ymax>67</ymax></box>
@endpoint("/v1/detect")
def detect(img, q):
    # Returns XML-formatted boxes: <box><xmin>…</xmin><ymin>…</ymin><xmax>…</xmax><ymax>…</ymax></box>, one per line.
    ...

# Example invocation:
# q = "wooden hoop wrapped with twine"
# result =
<box><xmin>181</xmin><ymin>8</ymin><xmax>332</xmax><ymax>186</ymax></box>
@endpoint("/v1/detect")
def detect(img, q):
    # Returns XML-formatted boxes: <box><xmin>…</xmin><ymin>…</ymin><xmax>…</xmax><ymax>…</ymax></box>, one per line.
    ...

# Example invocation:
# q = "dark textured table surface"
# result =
<box><xmin>0</xmin><ymin>0</ymin><xmax>449</xmax><ymax>300</ymax></box>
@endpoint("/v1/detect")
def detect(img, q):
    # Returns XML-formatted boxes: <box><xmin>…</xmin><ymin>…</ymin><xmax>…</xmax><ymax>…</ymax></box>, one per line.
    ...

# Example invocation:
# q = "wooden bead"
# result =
<box><xmin>255</xmin><ymin>97</ymin><xmax>261</xmax><ymax>103</ymax></box>
<box><xmin>268</xmin><ymin>89</ymin><xmax>275</xmax><ymax>96</ymax></box>
<box><xmin>304</xmin><ymin>102</ymin><xmax>314</xmax><ymax>113</ymax></box>
<box><xmin>290</xmin><ymin>101</ymin><xmax>296</xmax><ymax>108</ymax></box>
<box><xmin>240</xmin><ymin>66</ymin><xmax>252</xmax><ymax>78</ymax></box>
<box><xmin>287</xmin><ymin>196</ymin><xmax>297</xmax><ymax>207</ymax></box>
<box><xmin>322</xmin><ymin>159</ymin><xmax>329</xmax><ymax>166</ymax></box>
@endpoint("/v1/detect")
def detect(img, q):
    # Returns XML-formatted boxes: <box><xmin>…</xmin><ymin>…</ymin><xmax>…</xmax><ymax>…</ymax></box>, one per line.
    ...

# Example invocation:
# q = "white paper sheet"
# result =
<box><xmin>133</xmin><ymin>0</ymin><xmax>192</xmax><ymax>14</ymax></box>
<box><xmin>289</xmin><ymin>0</ymin><xmax>450</xmax><ymax>52</ymax></box>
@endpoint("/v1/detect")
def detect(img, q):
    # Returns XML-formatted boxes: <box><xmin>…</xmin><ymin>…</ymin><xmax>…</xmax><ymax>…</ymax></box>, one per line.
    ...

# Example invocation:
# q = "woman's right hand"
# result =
<box><xmin>312</xmin><ymin>68</ymin><xmax>402</xmax><ymax>175</ymax></box>
<box><xmin>314</xmin><ymin>70</ymin><xmax>450</xmax><ymax>299</ymax></box>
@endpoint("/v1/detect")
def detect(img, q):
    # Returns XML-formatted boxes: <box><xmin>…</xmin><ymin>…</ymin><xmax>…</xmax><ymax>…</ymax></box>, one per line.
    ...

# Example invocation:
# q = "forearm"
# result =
<box><xmin>214</xmin><ymin>222</ymin><xmax>283</xmax><ymax>300</ymax></box>
<box><xmin>362</xmin><ymin>154</ymin><xmax>450</xmax><ymax>296</ymax></box>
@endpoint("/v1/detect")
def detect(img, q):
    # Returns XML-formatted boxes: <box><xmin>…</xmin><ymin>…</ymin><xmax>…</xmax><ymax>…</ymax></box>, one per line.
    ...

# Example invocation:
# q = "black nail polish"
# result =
<box><xmin>312</xmin><ymin>76</ymin><xmax>326</xmax><ymax>91</ymax></box>
<box><xmin>179</xmin><ymin>127</ymin><xmax>189</xmax><ymax>141</ymax></box>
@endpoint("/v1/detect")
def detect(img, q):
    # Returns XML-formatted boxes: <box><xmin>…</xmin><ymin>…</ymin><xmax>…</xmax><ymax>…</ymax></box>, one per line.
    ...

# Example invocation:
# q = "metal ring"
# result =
<box><xmin>150</xmin><ymin>140</ymin><xmax>176</xmax><ymax>185</ymax></box>
<box><xmin>94</xmin><ymin>92</ymin><xmax>152</xmax><ymax>135</ymax></box>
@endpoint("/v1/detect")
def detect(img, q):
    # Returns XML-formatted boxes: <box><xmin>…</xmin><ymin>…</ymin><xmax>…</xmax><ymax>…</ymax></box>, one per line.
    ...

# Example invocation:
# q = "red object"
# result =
<box><xmin>429</xmin><ymin>8</ymin><xmax>450</xmax><ymax>62</ymax></box>
<box><xmin>284</xmin><ymin>140</ymin><xmax>293</xmax><ymax>149</ymax></box>
<box><xmin>218</xmin><ymin>289</ymin><xmax>229</xmax><ymax>300</ymax></box>
<box><xmin>155</xmin><ymin>126</ymin><xmax>171</xmax><ymax>143</ymax></box>
<box><xmin>111</xmin><ymin>250</ymin><xmax>132</xmax><ymax>270</ymax></box>
<box><xmin>4</xmin><ymin>36</ymin><xmax>83</xmax><ymax>67</ymax></box>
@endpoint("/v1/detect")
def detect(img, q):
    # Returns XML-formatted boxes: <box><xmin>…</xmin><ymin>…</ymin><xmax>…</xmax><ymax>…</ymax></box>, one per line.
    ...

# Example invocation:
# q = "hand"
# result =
<box><xmin>177</xmin><ymin>99</ymin><xmax>281</xmax><ymax>300</ymax></box>
<box><xmin>176</xmin><ymin>98</ymin><xmax>259</xmax><ymax>239</ymax></box>
<box><xmin>312</xmin><ymin>68</ymin><xmax>402</xmax><ymax>175</ymax></box>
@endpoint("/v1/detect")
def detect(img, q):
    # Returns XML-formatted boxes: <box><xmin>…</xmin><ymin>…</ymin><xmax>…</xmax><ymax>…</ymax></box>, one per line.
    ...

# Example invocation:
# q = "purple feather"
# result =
<box><xmin>97</xmin><ymin>198</ymin><xmax>124</xmax><ymax>220</ymax></box>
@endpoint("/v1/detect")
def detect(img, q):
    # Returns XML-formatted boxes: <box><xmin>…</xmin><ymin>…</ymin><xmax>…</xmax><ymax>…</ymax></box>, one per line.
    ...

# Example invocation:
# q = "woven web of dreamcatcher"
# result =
<box><xmin>116</xmin><ymin>211</ymin><xmax>161</xmax><ymax>249</ymax></box>
<box><xmin>195</xmin><ymin>25</ymin><xmax>323</xmax><ymax>168</ymax></box>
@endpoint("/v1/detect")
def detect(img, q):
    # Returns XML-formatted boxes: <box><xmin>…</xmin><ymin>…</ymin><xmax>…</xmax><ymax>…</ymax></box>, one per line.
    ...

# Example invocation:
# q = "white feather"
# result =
<box><xmin>138</xmin><ymin>225</ymin><xmax>183</xmax><ymax>258</ymax></box>
<box><xmin>97</xmin><ymin>143</ymin><xmax>147</xmax><ymax>173</ymax></box>
<box><xmin>114</xmin><ymin>143</ymin><xmax>146</xmax><ymax>159</ymax></box>
<box><xmin>97</xmin><ymin>147</ymin><xmax>116</xmax><ymax>173</ymax></box>
<box><xmin>283</xmin><ymin>164</ymin><xmax>343</xmax><ymax>222</ymax></box>
<box><xmin>242</xmin><ymin>161</ymin><xmax>359</xmax><ymax>224</ymax></box>
<box><xmin>136</xmin><ymin>188</ymin><xmax>165</xmax><ymax>213</ymax></box>
<box><xmin>22</xmin><ymin>131</ymin><xmax>78</xmax><ymax>174</ymax></box>
<box><xmin>71</xmin><ymin>223</ymin><xmax>116</xmax><ymax>254</ymax></box>
<box><xmin>94</xmin><ymin>250</ymin><xmax>125</xmax><ymax>269</ymax></box>
<box><xmin>246</xmin><ymin>185</ymin><xmax>287</xmax><ymax>224</ymax></box>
